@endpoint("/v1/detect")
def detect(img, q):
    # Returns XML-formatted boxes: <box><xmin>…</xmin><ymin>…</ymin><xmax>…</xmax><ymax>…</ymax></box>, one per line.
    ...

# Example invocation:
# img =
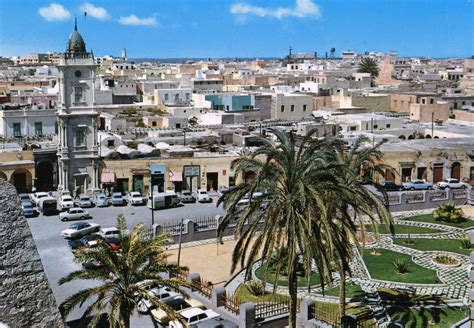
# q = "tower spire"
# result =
<box><xmin>74</xmin><ymin>16</ymin><xmax>77</xmax><ymax>31</ymax></box>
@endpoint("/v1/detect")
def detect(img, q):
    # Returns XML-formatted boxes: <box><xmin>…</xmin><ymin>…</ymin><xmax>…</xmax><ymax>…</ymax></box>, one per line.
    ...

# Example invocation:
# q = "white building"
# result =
<box><xmin>0</xmin><ymin>106</ymin><xmax>57</xmax><ymax>137</ymax></box>
<box><xmin>271</xmin><ymin>93</ymin><xmax>314</xmax><ymax>120</ymax></box>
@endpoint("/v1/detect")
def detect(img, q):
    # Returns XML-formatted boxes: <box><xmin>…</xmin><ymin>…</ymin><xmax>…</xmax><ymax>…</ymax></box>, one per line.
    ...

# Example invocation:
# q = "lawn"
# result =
<box><xmin>255</xmin><ymin>264</ymin><xmax>321</xmax><ymax>287</ymax></box>
<box><xmin>234</xmin><ymin>284</ymin><xmax>289</xmax><ymax>303</ymax></box>
<box><xmin>387</xmin><ymin>306</ymin><xmax>468</xmax><ymax>328</ymax></box>
<box><xmin>323</xmin><ymin>282</ymin><xmax>365</xmax><ymax>301</ymax></box>
<box><xmin>314</xmin><ymin>301</ymin><xmax>375</xmax><ymax>326</ymax></box>
<box><xmin>362</xmin><ymin>249</ymin><xmax>441</xmax><ymax>284</ymax></box>
<box><xmin>393</xmin><ymin>238</ymin><xmax>471</xmax><ymax>256</ymax></box>
<box><xmin>364</xmin><ymin>224</ymin><xmax>443</xmax><ymax>235</ymax></box>
<box><xmin>404</xmin><ymin>214</ymin><xmax>474</xmax><ymax>229</ymax></box>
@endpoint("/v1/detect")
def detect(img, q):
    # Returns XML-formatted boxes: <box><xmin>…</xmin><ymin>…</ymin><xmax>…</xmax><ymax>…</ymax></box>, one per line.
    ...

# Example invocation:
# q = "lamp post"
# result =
<box><xmin>177</xmin><ymin>218</ymin><xmax>184</xmax><ymax>267</ymax></box>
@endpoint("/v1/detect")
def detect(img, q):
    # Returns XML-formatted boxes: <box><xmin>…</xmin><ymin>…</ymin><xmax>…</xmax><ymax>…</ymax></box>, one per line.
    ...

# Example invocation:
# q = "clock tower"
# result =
<box><xmin>56</xmin><ymin>19</ymin><xmax>99</xmax><ymax>195</ymax></box>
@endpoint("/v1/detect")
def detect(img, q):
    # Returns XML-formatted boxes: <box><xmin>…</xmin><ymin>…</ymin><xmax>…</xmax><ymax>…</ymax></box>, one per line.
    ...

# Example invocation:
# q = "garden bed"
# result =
<box><xmin>393</xmin><ymin>238</ymin><xmax>471</xmax><ymax>256</ymax></box>
<box><xmin>403</xmin><ymin>214</ymin><xmax>474</xmax><ymax>229</ymax></box>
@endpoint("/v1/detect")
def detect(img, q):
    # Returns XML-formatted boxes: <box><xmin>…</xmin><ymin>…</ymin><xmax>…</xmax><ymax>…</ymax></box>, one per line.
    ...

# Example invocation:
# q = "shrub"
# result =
<box><xmin>393</xmin><ymin>259</ymin><xmax>409</xmax><ymax>274</ymax></box>
<box><xmin>434</xmin><ymin>255</ymin><xmax>458</xmax><ymax>265</ymax></box>
<box><xmin>245</xmin><ymin>280</ymin><xmax>265</xmax><ymax>296</ymax></box>
<box><xmin>460</xmin><ymin>237</ymin><xmax>471</xmax><ymax>250</ymax></box>
<box><xmin>433</xmin><ymin>203</ymin><xmax>464</xmax><ymax>223</ymax></box>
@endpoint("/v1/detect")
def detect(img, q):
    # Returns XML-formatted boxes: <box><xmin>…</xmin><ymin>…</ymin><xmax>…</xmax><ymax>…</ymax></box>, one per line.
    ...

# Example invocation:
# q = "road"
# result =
<box><xmin>27</xmin><ymin>196</ymin><xmax>226</xmax><ymax>326</ymax></box>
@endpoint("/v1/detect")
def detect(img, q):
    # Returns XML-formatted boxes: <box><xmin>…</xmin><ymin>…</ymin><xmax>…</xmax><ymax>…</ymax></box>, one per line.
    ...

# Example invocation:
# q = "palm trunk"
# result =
<box><xmin>288</xmin><ymin>271</ymin><xmax>298</xmax><ymax>328</ymax></box>
<box><xmin>120</xmin><ymin>305</ymin><xmax>131</xmax><ymax>328</ymax></box>
<box><xmin>339</xmin><ymin>266</ymin><xmax>346</xmax><ymax>320</ymax></box>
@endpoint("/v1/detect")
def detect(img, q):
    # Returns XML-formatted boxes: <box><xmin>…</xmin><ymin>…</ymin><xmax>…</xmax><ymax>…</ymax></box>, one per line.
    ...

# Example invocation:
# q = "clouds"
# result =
<box><xmin>38</xmin><ymin>3</ymin><xmax>71</xmax><ymax>22</ymax></box>
<box><xmin>230</xmin><ymin>0</ymin><xmax>321</xmax><ymax>20</ymax></box>
<box><xmin>118</xmin><ymin>15</ymin><xmax>158</xmax><ymax>27</ymax></box>
<box><xmin>80</xmin><ymin>2</ymin><xmax>110</xmax><ymax>20</ymax></box>
<box><xmin>38</xmin><ymin>2</ymin><xmax>158</xmax><ymax>28</ymax></box>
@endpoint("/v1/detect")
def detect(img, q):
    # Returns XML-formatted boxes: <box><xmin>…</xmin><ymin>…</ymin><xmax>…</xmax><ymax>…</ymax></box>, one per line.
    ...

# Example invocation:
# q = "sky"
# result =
<box><xmin>0</xmin><ymin>0</ymin><xmax>472</xmax><ymax>59</ymax></box>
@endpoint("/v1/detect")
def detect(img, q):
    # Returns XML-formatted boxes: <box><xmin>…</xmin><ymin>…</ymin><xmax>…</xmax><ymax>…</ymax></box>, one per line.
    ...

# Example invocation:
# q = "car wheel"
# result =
<box><xmin>461</xmin><ymin>185</ymin><xmax>467</xmax><ymax>189</ymax></box>
<box><xmin>427</xmin><ymin>186</ymin><xmax>433</xmax><ymax>190</ymax></box>
<box><xmin>61</xmin><ymin>217</ymin><xmax>66</xmax><ymax>222</ymax></box>
<box><xmin>410</xmin><ymin>187</ymin><xmax>415</xmax><ymax>191</ymax></box>
<box><xmin>80</xmin><ymin>216</ymin><xmax>86</xmax><ymax>220</ymax></box>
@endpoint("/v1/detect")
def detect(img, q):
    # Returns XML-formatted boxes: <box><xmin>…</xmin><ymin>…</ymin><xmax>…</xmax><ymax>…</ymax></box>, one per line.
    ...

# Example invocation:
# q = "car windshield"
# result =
<box><xmin>183</xmin><ymin>192</ymin><xmax>191</xmax><ymax>196</ymax></box>
<box><xmin>38</xmin><ymin>194</ymin><xmax>47</xmax><ymax>198</ymax></box>
<box><xmin>23</xmin><ymin>204</ymin><xmax>32</xmax><ymax>209</ymax></box>
<box><xmin>113</xmin><ymin>195</ymin><xmax>121</xmax><ymax>199</ymax></box>
<box><xmin>199</xmin><ymin>191</ymin><xmax>207</xmax><ymax>194</ymax></box>
<box><xmin>63</xmin><ymin>197</ymin><xmax>72</xmax><ymax>201</ymax></box>
<box><xmin>70</xmin><ymin>224</ymin><xmax>79</xmax><ymax>229</ymax></box>
<box><xmin>80</xmin><ymin>196</ymin><xmax>90</xmax><ymax>201</ymax></box>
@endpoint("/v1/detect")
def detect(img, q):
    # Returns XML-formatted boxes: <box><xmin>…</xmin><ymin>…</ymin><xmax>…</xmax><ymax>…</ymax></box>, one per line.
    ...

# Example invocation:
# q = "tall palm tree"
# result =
<box><xmin>59</xmin><ymin>214</ymin><xmax>185</xmax><ymax>327</ymax></box>
<box><xmin>218</xmin><ymin>129</ymin><xmax>363</xmax><ymax>328</ymax></box>
<box><xmin>358</xmin><ymin>57</ymin><xmax>380</xmax><ymax>86</ymax></box>
<box><xmin>328</xmin><ymin>136</ymin><xmax>394</xmax><ymax>319</ymax></box>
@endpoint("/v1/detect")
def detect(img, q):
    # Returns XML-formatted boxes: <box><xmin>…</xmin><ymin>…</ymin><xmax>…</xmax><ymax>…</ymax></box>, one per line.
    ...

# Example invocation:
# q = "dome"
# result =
<box><xmin>66</xmin><ymin>18</ymin><xmax>86</xmax><ymax>53</ymax></box>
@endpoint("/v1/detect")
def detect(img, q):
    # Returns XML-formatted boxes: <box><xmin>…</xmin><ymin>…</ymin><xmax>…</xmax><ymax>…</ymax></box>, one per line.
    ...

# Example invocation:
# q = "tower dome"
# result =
<box><xmin>66</xmin><ymin>18</ymin><xmax>86</xmax><ymax>53</ymax></box>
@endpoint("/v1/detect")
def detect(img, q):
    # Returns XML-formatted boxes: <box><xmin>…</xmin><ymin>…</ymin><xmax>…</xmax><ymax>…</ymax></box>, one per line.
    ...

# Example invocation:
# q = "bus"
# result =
<box><xmin>147</xmin><ymin>191</ymin><xmax>180</xmax><ymax>210</ymax></box>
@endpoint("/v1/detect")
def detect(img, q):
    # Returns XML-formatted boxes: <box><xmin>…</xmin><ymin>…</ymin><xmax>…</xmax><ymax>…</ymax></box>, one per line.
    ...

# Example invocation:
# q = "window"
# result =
<box><xmin>291</xmin><ymin>105</ymin><xmax>295</xmax><ymax>112</ymax></box>
<box><xmin>174</xmin><ymin>94</ymin><xmax>179</xmax><ymax>100</ymax></box>
<box><xmin>303</xmin><ymin>104</ymin><xmax>307</xmax><ymax>111</ymax></box>
<box><xmin>281</xmin><ymin>105</ymin><xmax>285</xmax><ymax>112</ymax></box>
<box><xmin>13</xmin><ymin>123</ymin><xmax>21</xmax><ymax>137</ymax></box>
<box><xmin>373</xmin><ymin>124</ymin><xmax>378</xmax><ymax>129</ymax></box>
<box><xmin>422</xmin><ymin>99</ymin><xmax>426</xmax><ymax>104</ymax></box>
<box><xmin>185</xmin><ymin>93</ymin><xmax>190</xmax><ymax>99</ymax></box>
<box><xmin>164</xmin><ymin>94</ymin><xmax>169</xmax><ymax>101</ymax></box>
<box><xmin>386</xmin><ymin>124</ymin><xmax>391</xmax><ymax>128</ymax></box>
<box><xmin>430</xmin><ymin>99</ymin><xmax>434</xmax><ymax>104</ymax></box>
<box><xmin>74</xmin><ymin>87</ymin><xmax>83</xmax><ymax>103</ymax></box>
<box><xmin>75</xmin><ymin>129</ymin><xmax>85</xmax><ymax>146</ymax></box>
<box><xmin>152</xmin><ymin>121</ymin><xmax>157</xmax><ymax>127</ymax></box>
<box><xmin>34</xmin><ymin>122</ymin><xmax>43</xmax><ymax>136</ymax></box>
<box><xmin>107</xmin><ymin>140</ymin><xmax>115</xmax><ymax>147</ymax></box>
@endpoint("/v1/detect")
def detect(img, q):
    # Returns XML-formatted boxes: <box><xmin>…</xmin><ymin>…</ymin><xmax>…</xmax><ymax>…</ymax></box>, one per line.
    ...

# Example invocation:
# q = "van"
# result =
<box><xmin>147</xmin><ymin>191</ymin><xmax>180</xmax><ymax>210</ymax></box>
<box><xmin>38</xmin><ymin>197</ymin><xmax>58</xmax><ymax>215</ymax></box>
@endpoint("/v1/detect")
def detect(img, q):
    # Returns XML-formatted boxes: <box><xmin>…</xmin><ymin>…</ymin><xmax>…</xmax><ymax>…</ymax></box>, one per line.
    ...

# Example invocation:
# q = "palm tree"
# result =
<box><xmin>59</xmin><ymin>214</ymin><xmax>185</xmax><ymax>327</ymax></box>
<box><xmin>358</xmin><ymin>57</ymin><xmax>379</xmax><ymax>86</ymax></box>
<box><xmin>218</xmin><ymin>129</ymin><xmax>363</xmax><ymax>328</ymax></box>
<box><xmin>328</xmin><ymin>136</ymin><xmax>394</xmax><ymax>318</ymax></box>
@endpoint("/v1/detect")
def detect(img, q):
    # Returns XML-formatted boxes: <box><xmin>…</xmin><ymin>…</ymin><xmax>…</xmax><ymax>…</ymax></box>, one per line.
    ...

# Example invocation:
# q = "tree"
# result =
<box><xmin>358</xmin><ymin>57</ymin><xmax>380</xmax><ymax>86</ymax></box>
<box><xmin>59</xmin><ymin>214</ymin><xmax>184</xmax><ymax>327</ymax></box>
<box><xmin>328</xmin><ymin>136</ymin><xmax>393</xmax><ymax>319</ymax></box>
<box><xmin>188</xmin><ymin>116</ymin><xmax>199</xmax><ymax>127</ymax></box>
<box><xmin>218</xmin><ymin>129</ymin><xmax>364</xmax><ymax>328</ymax></box>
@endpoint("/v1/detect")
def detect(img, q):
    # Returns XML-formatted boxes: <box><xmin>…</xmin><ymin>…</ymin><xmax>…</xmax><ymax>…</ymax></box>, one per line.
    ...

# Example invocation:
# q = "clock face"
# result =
<box><xmin>75</xmin><ymin>70</ymin><xmax>82</xmax><ymax>78</ymax></box>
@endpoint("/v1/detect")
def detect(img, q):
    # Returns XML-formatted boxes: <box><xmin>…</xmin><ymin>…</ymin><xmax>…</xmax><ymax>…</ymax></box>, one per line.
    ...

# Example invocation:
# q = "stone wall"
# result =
<box><xmin>0</xmin><ymin>179</ymin><xmax>62</xmax><ymax>327</ymax></box>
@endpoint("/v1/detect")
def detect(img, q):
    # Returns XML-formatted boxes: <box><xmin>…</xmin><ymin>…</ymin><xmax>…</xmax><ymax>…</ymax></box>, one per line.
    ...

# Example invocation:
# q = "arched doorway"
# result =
<box><xmin>11</xmin><ymin>169</ymin><xmax>32</xmax><ymax>193</ymax></box>
<box><xmin>451</xmin><ymin>162</ymin><xmax>461</xmax><ymax>180</ymax></box>
<box><xmin>0</xmin><ymin>171</ymin><xmax>7</xmax><ymax>181</ymax></box>
<box><xmin>398</xmin><ymin>135</ymin><xmax>406</xmax><ymax>140</ymax></box>
<box><xmin>36</xmin><ymin>161</ymin><xmax>54</xmax><ymax>191</ymax></box>
<box><xmin>425</xmin><ymin>134</ymin><xmax>432</xmax><ymax>139</ymax></box>
<box><xmin>408</xmin><ymin>135</ymin><xmax>415</xmax><ymax>140</ymax></box>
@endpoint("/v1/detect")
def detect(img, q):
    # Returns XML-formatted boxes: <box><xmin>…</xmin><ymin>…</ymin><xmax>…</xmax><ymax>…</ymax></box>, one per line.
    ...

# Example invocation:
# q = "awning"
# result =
<box><xmin>101</xmin><ymin>172</ymin><xmax>116</xmax><ymax>183</ymax></box>
<box><xmin>169</xmin><ymin>171</ymin><xmax>182</xmax><ymax>182</ymax></box>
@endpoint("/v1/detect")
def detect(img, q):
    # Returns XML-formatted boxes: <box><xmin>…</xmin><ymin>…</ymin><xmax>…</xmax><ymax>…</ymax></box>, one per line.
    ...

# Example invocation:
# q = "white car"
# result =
<box><xmin>61</xmin><ymin>222</ymin><xmax>100</xmax><ymax>238</ymax></box>
<box><xmin>137</xmin><ymin>287</ymin><xmax>181</xmax><ymax>314</ymax></box>
<box><xmin>169</xmin><ymin>308</ymin><xmax>220</xmax><ymax>328</ymax></box>
<box><xmin>97</xmin><ymin>227</ymin><xmax>121</xmax><ymax>241</ymax></box>
<box><xmin>59</xmin><ymin>195</ymin><xmax>74</xmax><ymax>211</ymax></box>
<box><xmin>193</xmin><ymin>189</ymin><xmax>212</xmax><ymax>203</ymax></box>
<box><xmin>403</xmin><ymin>179</ymin><xmax>433</xmax><ymax>190</ymax></box>
<box><xmin>75</xmin><ymin>195</ymin><xmax>93</xmax><ymax>208</ymax></box>
<box><xmin>128</xmin><ymin>191</ymin><xmax>144</xmax><ymax>205</ymax></box>
<box><xmin>31</xmin><ymin>192</ymin><xmax>49</xmax><ymax>205</ymax></box>
<box><xmin>151</xmin><ymin>297</ymin><xmax>205</xmax><ymax>325</ymax></box>
<box><xmin>437</xmin><ymin>178</ymin><xmax>468</xmax><ymax>190</ymax></box>
<box><xmin>60</xmin><ymin>208</ymin><xmax>92</xmax><ymax>221</ymax></box>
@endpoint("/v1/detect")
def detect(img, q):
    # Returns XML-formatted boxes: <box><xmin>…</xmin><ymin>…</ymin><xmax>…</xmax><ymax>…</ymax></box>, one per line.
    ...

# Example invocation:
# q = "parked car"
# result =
<box><xmin>82</xmin><ymin>259</ymin><xmax>104</xmax><ymax>270</ymax></box>
<box><xmin>111</xmin><ymin>192</ymin><xmax>125</xmax><ymax>206</ymax></box>
<box><xmin>68</xmin><ymin>234</ymin><xmax>102</xmax><ymax>255</ymax></box>
<box><xmin>151</xmin><ymin>297</ymin><xmax>205</xmax><ymax>325</ymax></box>
<box><xmin>75</xmin><ymin>195</ymin><xmax>93</xmax><ymax>208</ymax></box>
<box><xmin>403</xmin><ymin>179</ymin><xmax>433</xmax><ymax>190</ymax></box>
<box><xmin>437</xmin><ymin>178</ymin><xmax>468</xmax><ymax>190</ymax></box>
<box><xmin>21</xmin><ymin>201</ymin><xmax>35</xmax><ymax>217</ymax></box>
<box><xmin>169</xmin><ymin>308</ymin><xmax>220</xmax><ymax>328</ymax></box>
<box><xmin>147</xmin><ymin>191</ymin><xmax>180</xmax><ymax>209</ymax></box>
<box><xmin>380</xmin><ymin>181</ymin><xmax>404</xmax><ymax>192</ymax></box>
<box><xmin>137</xmin><ymin>287</ymin><xmax>181</xmax><ymax>314</ymax></box>
<box><xmin>193</xmin><ymin>190</ymin><xmax>212</xmax><ymax>203</ymax></box>
<box><xmin>61</xmin><ymin>222</ymin><xmax>101</xmax><ymax>238</ymax></box>
<box><xmin>127</xmin><ymin>191</ymin><xmax>144</xmax><ymax>205</ymax></box>
<box><xmin>59</xmin><ymin>208</ymin><xmax>92</xmax><ymax>222</ymax></box>
<box><xmin>95</xmin><ymin>193</ymin><xmax>109</xmax><ymax>207</ymax></box>
<box><xmin>59</xmin><ymin>195</ymin><xmax>74</xmax><ymax>211</ymax></box>
<box><xmin>31</xmin><ymin>192</ymin><xmax>49</xmax><ymax>205</ymax></box>
<box><xmin>97</xmin><ymin>227</ymin><xmax>121</xmax><ymax>242</ymax></box>
<box><xmin>178</xmin><ymin>190</ymin><xmax>196</xmax><ymax>203</ymax></box>
<box><xmin>18</xmin><ymin>193</ymin><xmax>31</xmax><ymax>203</ymax></box>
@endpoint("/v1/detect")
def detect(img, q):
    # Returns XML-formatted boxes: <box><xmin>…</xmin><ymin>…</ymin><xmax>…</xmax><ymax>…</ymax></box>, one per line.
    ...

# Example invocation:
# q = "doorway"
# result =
<box><xmin>433</xmin><ymin>165</ymin><xmax>444</xmax><ymax>183</ymax></box>
<box><xmin>206</xmin><ymin>172</ymin><xmax>218</xmax><ymax>192</ymax></box>
<box><xmin>132</xmin><ymin>175</ymin><xmax>144</xmax><ymax>194</ymax></box>
<box><xmin>451</xmin><ymin>162</ymin><xmax>461</xmax><ymax>180</ymax></box>
<box><xmin>417</xmin><ymin>167</ymin><xmax>427</xmax><ymax>180</ymax></box>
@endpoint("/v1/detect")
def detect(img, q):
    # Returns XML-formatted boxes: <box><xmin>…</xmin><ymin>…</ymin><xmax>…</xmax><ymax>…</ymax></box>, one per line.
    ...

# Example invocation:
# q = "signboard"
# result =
<box><xmin>183</xmin><ymin>165</ymin><xmax>200</xmax><ymax>177</ymax></box>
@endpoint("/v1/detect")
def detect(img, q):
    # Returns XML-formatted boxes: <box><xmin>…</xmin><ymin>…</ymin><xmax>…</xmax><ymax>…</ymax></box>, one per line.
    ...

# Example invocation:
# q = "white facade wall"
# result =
<box><xmin>271</xmin><ymin>93</ymin><xmax>314</xmax><ymax>120</ymax></box>
<box><xmin>0</xmin><ymin>109</ymin><xmax>56</xmax><ymax>137</ymax></box>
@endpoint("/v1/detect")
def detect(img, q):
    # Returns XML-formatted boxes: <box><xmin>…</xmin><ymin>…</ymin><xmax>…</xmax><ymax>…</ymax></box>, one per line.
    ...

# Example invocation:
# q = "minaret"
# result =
<box><xmin>56</xmin><ymin>20</ymin><xmax>99</xmax><ymax>195</ymax></box>
<box><xmin>121</xmin><ymin>48</ymin><xmax>127</xmax><ymax>62</ymax></box>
